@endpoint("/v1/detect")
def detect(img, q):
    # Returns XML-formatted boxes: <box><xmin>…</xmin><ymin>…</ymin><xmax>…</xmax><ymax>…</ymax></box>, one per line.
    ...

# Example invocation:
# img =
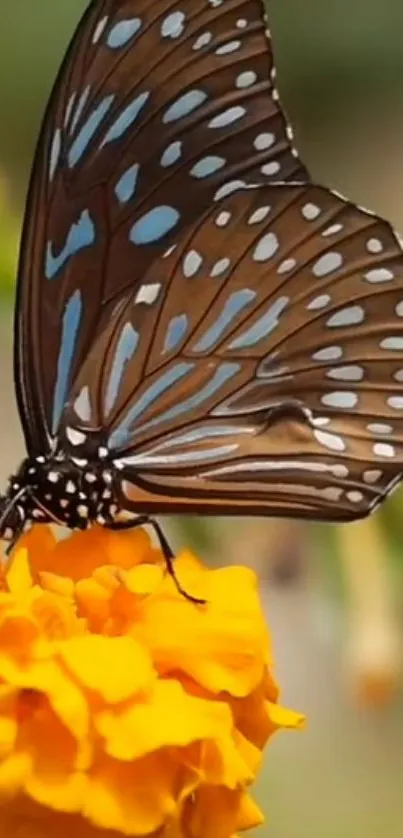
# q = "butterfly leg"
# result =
<box><xmin>108</xmin><ymin>516</ymin><xmax>205</xmax><ymax>605</ymax></box>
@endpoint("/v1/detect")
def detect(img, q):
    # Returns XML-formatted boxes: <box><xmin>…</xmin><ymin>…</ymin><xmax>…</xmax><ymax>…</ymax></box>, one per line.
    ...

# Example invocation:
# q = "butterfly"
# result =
<box><xmin>3</xmin><ymin>0</ymin><xmax>403</xmax><ymax>586</ymax></box>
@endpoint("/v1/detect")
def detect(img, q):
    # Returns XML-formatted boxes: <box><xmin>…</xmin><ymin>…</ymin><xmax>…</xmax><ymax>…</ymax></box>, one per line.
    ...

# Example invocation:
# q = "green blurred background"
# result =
<box><xmin>1</xmin><ymin>2</ymin><xmax>403</xmax><ymax>836</ymax></box>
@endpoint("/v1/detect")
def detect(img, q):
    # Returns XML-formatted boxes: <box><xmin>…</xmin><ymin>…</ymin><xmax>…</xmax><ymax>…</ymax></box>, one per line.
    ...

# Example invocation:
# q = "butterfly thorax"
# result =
<box><xmin>0</xmin><ymin>455</ymin><xmax>121</xmax><ymax>541</ymax></box>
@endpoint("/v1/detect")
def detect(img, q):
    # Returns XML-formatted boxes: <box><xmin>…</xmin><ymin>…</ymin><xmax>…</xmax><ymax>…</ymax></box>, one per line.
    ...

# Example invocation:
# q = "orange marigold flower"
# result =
<box><xmin>0</xmin><ymin>525</ymin><xmax>304</xmax><ymax>838</ymax></box>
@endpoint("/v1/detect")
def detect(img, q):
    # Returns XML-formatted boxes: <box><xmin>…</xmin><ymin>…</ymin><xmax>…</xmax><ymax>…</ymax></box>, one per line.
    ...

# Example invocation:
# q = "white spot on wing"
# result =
<box><xmin>248</xmin><ymin>206</ymin><xmax>271</xmax><ymax>225</ymax></box>
<box><xmin>313</xmin><ymin>252</ymin><xmax>343</xmax><ymax>277</ymax></box>
<box><xmin>66</xmin><ymin>427</ymin><xmax>87</xmax><ymax>446</ymax></box>
<box><xmin>327</xmin><ymin>306</ymin><xmax>365</xmax><ymax>328</ymax></box>
<box><xmin>373</xmin><ymin>442</ymin><xmax>395</xmax><ymax>458</ymax></box>
<box><xmin>161</xmin><ymin>11</ymin><xmax>186</xmax><ymax>39</ymax></box>
<box><xmin>380</xmin><ymin>336</ymin><xmax>403</xmax><ymax>350</ymax></box>
<box><xmin>364</xmin><ymin>469</ymin><xmax>382</xmax><ymax>483</ymax></box>
<box><xmin>93</xmin><ymin>15</ymin><xmax>108</xmax><ymax>43</ymax></box>
<box><xmin>254</xmin><ymin>132</ymin><xmax>275</xmax><ymax>151</ymax></box>
<box><xmin>183</xmin><ymin>250</ymin><xmax>203</xmax><ymax>278</ymax></box>
<box><xmin>321</xmin><ymin>391</ymin><xmax>358</xmax><ymax>408</ymax></box>
<box><xmin>135</xmin><ymin>283</ymin><xmax>161</xmax><ymax>305</ymax></box>
<box><xmin>253</xmin><ymin>232</ymin><xmax>279</xmax><ymax>262</ymax></box>
<box><xmin>302</xmin><ymin>202</ymin><xmax>321</xmax><ymax>220</ymax></box>
<box><xmin>307</xmin><ymin>294</ymin><xmax>331</xmax><ymax>311</ymax></box>
<box><xmin>387</xmin><ymin>396</ymin><xmax>403</xmax><ymax>409</ymax></box>
<box><xmin>314</xmin><ymin>429</ymin><xmax>346</xmax><ymax>452</ymax></box>
<box><xmin>327</xmin><ymin>365</ymin><xmax>364</xmax><ymax>382</ymax></box>
<box><xmin>313</xmin><ymin>346</ymin><xmax>343</xmax><ymax>362</ymax></box>
<box><xmin>365</xmin><ymin>267</ymin><xmax>394</xmax><ymax>283</ymax></box>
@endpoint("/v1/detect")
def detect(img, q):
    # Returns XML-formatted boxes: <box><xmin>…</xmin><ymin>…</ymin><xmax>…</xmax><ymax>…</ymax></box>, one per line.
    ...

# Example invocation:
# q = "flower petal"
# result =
<box><xmin>96</xmin><ymin>679</ymin><xmax>233</xmax><ymax>762</ymax></box>
<box><xmin>133</xmin><ymin>558</ymin><xmax>268</xmax><ymax>696</ymax></box>
<box><xmin>85</xmin><ymin>753</ymin><xmax>178</xmax><ymax>834</ymax></box>
<box><xmin>236</xmin><ymin>791</ymin><xmax>265</xmax><ymax>831</ymax></box>
<box><xmin>0</xmin><ymin>524</ymin><xmax>301</xmax><ymax>837</ymax></box>
<box><xmin>266</xmin><ymin>702</ymin><xmax>305</xmax><ymax>731</ymax></box>
<box><xmin>6</xmin><ymin>548</ymin><xmax>34</xmax><ymax>596</ymax></box>
<box><xmin>58</xmin><ymin>635</ymin><xmax>155</xmax><ymax>703</ymax></box>
<box><xmin>185</xmin><ymin>786</ymin><xmax>244</xmax><ymax>838</ymax></box>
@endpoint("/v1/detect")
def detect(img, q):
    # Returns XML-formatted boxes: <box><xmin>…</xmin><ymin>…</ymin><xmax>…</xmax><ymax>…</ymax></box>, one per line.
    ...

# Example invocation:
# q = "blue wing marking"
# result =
<box><xmin>100</xmin><ymin>92</ymin><xmax>149</xmax><ymax>148</ymax></box>
<box><xmin>116</xmin><ymin>444</ymin><xmax>238</xmax><ymax>468</ymax></box>
<box><xmin>52</xmin><ymin>291</ymin><xmax>82</xmax><ymax>434</ymax></box>
<box><xmin>129</xmin><ymin>206</ymin><xmax>180</xmax><ymax>244</ymax></box>
<box><xmin>160</xmin><ymin>141</ymin><xmax>183</xmax><ymax>168</ymax></box>
<box><xmin>193</xmin><ymin>289</ymin><xmax>257</xmax><ymax>352</ymax></box>
<box><xmin>68</xmin><ymin>94</ymin><xmax>115</xmax><ymax>167</ymax></box>
<box><xmin>163</xmin><ymin>314</ymin><xmax>189</xmax><ymax>353</ymax></box>
<box><xmin>45</xmin><ymin>210</ymin><xmax>95</xmax><ymax>280</ymax></box>
<box><xmin>107</xmin><ymin>18</ymin><xmax>142</xmax><ymax>48</ymax></box>
<box><xmin>105</xmin><ymin>323</ymin><xmax>139</xmax><ymax>416</ymax></box>
<box><xmin>115</xmin><ymin>164</ymin><xmax>140</xmax><ymax>203</ymax></box>
<box><xmin>228</xmin><ymin>297</ymin><xmax>290</xmax><ymax>349</ymax></box>
<box><xmin>109</xmin><ymin>362</ymin><xmax>195</xmax><ymax>449</ymax></box>
<box><xmin>149</xmin><ymin>425</ymin><xmax>253</xmax><ymax>449</ymax></box>
<box><xmin>163</xmin><ymin>90</ymin><xmax>207</xmax><ymax>123</ymax></box>
<box><xmin>119</xmin><ymin>362</ymin><xmax>241</xmax><ymax>441</ymax></box>
<box><xmin>190</xmin><ymin>156</ymin><xmax>226</xmax><ymax>179</ymax></box>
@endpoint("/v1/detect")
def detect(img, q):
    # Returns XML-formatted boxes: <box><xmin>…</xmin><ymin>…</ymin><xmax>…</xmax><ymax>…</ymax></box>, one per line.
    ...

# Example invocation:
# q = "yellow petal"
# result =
<box><xmin>12</xmin><ymin>526</ymin><xmax>56</xmax><ymax>580</ymax></box>
<box><xmin>30</xmin><ymin>590</ymin><xmax>82</xmax><ymax>640</ymax></box>
<box><xmin>96</xmin><ymin>679</ymin><xmax>233</xmax><ymax>762</ymax></box>
<box><xmin>186</xmin><ymin>786</ymin><xmax>243</xmax><ymax>838</ymax></box>
<box><xmin>266</xmin><ymin>702</ymin><xmax>305</xmax><ymax>731</ymax></box>
<box><xmin>38</xmin><ymin>573</ymin><xmax>75</xmax><ymax>599</ymax></box>
<box><xmin>236</xmin><ymin>791</ymin><xmax>265</xmax><ymax>831</ymax></box>
<box><xmin>0</xmin><ymin>611</ymin><xmax>39</xmax><ymax>661</ymax></box>
<box><xmin>0</xmin><ymin>751</ymin><xmax>32</xmax><ymax>795</ymax></box>
<box><xmin>85</xmin><ymin>753</ymin><xmax>178</xmax><ymax>834</ymax></box>
<box><xmin>15</xmin><ymin>695</ymin><xmax>79</xmax><ymax>791</ymax></box>
<box><xmin>58</xmin><ymin>635</ymin><xmax>155</xmax><ymax>702</ymax></box>
<box><xmin>186</xmin><ymin>738</ymin><xmax>254</xmax><ymax>789</ymax></box>
<box><xmin>75</xmin><ymin>578</ymin><xmax>112</xmax><ymax>632</ymax></box>
<box><xmin>0</xmin><ymin>711</ymin><xmax>17</xmax><ymax>759</ymax></box>
<box><xmin>135</xmin><ymin>562</ymin><xmax>268</xmax><ymax>697</ymax></box>
<box><xmin>101</xmin><ymin>526</ymin><xmax>158</xmax><ymax>569</ymax></box>
<box><xmin>6</xmin><ymin>548</ymin><xmax>33</xmax><ymax>596</ymax></box>
<box><xmin>233</xmin><ymin>731</ymin><xmax>262</xmax><ymax>776</ymax></box>
<box><xmin>26</xmin><ymin>771</ymin><xmax>88</xmax><ymax>814</ymax></box>
<box><xmin>0</xmin><ymin>659</ymin><xmax>89</xmax><ymax>743</ymax></box>
<box><xmin>230</xmin><ymin>675</ymin><xmax>280</xmax><ymax>750</ymax></box>
<box><xmin>50</xmin><ymin>528</ymin><xmax>111</xmax><ymax>581</ymax></box>
<box><xmin>120</xmin><ymin>563</ymin><xmax>164</xmax><ymax>597</ymax></box>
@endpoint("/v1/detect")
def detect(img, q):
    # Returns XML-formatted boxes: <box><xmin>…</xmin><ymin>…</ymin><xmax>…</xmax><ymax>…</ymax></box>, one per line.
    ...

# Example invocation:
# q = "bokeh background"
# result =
<box><xmin>1</xmin><ymin>1</ymin><xmax>403</xmax><ymax>836</ymax></box>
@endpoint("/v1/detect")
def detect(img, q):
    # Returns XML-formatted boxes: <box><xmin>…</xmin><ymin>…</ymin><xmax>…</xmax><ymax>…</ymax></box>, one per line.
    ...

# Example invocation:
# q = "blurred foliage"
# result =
<box><xmin>0</xmin><ymin>179</ymin><xmax>19</xmax><ymax>295</ymax></box>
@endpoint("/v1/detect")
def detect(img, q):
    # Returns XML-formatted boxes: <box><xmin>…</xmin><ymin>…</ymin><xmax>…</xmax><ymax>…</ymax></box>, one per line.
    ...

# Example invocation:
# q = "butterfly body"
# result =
<box><xmin>1</xmin><ymin>453</ymin><xmax>123</xmax><ymax>542</ymax></box>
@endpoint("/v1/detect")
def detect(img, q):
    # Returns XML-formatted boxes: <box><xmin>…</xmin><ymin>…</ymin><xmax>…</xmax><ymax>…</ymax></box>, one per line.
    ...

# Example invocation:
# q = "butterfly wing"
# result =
<box><xmin>61</xmin><ymin>182</ymin><xmax>403</xmax><ymax>522</ymax></box>
<box><xmin>15</xmin><ymin>0</ymin><xmax>305</xmax><ymax>455</ymax></box>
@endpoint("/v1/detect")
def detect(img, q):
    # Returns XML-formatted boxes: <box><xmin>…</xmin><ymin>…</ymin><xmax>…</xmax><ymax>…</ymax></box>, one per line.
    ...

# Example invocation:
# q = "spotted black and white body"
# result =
<box><xmin>4</xmin><ymin>0</ymin><xmax>403</xmax><ymax>557</ymax></box>
<box><xmin>2</xmin><ymin>452</ymin><xmax>119</xmax><ymax>540</ymax></box>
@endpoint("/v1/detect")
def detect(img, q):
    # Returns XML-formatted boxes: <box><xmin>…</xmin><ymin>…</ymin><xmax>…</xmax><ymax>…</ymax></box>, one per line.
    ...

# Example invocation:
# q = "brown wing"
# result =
<box><xmin>61</xmin><ymin>181</ymin><xmax>403</xmax><ymax>522</ymax></box>
<box><xmin>14</xmin><ymin>0</ymin><xmax>306</xmax><ymax>454</ymax></box>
